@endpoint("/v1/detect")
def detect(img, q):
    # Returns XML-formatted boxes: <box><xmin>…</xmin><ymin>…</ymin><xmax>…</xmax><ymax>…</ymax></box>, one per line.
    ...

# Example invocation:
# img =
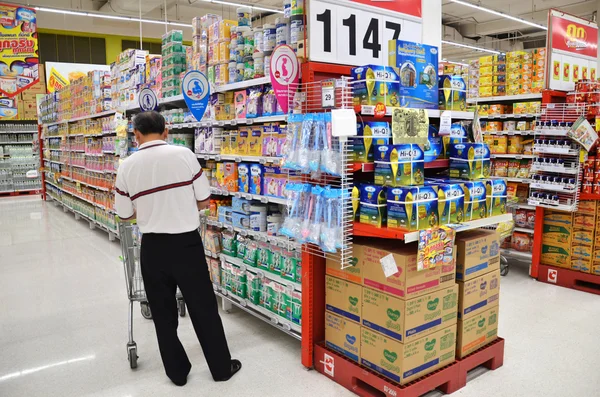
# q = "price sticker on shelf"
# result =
<box><xmin>322</xmin><ymin>79</ymin><xmax>335</xmax><ymax>108</ymax></box>
<box><xmin>309</xmin><ymin>0</ymin><xmax>422</xmax><ymax>66</ymax></box>
<box><xmin>439</xmin><ymin>111</ymin><xmax>452</xmax><ymax>136</ymax></box>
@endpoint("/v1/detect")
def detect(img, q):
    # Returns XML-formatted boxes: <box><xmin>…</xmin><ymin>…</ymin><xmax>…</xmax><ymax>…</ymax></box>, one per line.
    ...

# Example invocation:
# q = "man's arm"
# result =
<box><xmin>115</xmin><ymin>166</ymin><xmax>136</xmax><ymax>221</ymax></box>
<box><xmin>189</xmin><ymin>151</ymin><xmax>211</xmax><ymax>210</ymax></box>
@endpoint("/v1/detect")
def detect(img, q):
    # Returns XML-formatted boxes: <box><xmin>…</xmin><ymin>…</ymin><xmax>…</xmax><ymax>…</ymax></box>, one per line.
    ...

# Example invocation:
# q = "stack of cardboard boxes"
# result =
<box><xmin>541</xmin><ymin>201</ymin><xmax>600</xmax><ymax>275</ymax></box>
<box><xmin>0</xmin><ymin>66</ymin><xmax>46</xmax><ymax>121</ymax></box>
<box><xmin>325</xmin><ymin>231</ymin><xmax>501</xmax><ymax>384</ymax></box>
<box><xmin>455</xmin><ymin>230</ymin><xmax>501</xmax><ymax>358</ymax></box>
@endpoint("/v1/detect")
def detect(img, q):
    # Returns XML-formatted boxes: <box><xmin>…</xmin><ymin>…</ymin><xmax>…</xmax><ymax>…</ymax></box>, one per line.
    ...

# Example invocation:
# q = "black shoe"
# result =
<box><xmin>214</xmin><ymin>359</ymin><xmax>242</xmax><ymax>382</ymax></box>
<box><xmin>170</xmin><ymin>377</ymin><xmax>187</xmax><ymax>386</ymax></box>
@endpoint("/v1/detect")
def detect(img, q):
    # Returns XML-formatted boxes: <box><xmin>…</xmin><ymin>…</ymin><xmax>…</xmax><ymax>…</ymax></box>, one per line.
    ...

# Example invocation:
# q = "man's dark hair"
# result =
<box><xmin>133</xmin><ymin>111</ymin><xmax>166</xmax><ymax>135</ymax></box>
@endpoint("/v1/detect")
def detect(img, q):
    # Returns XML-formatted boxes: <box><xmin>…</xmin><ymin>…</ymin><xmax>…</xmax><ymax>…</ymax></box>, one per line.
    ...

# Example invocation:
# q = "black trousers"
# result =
<box><xmin>140</xmin><ymin>230</ymin><xmax>232</xmax><ymax>381</ymax></box>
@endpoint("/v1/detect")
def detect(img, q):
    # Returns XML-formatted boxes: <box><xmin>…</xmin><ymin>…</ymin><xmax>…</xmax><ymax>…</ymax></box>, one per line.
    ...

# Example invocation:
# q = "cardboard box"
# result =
<box><xmin>457</xmin><ymin>269</ymin><xmax>500</xmax><ymax>320</ymax></box>
<box><xmin>326</xmin><ymin>276</ymin><xmax>362</xmax><ymax>323</ymax></box>
<box><xmin>360</xmin><ymin>324</ymin><xmax>457</xmax><ymax>385</ymax></box>
<box><xmin>20</xmin><ymin>92</ymin><xmax>38</xmax><ymax>102</ymax></box>
<box><xmin>573</xmin><ymin>230</ymin><xmax>594</xmax><ymax>246</ymax></box>
<box><xmin>541</xmin><ymin>244</ymin><xmax>571</xmax><ymax>268</ymax></box>
<box><xmin>325</xmin><ymin>312</ymin><xmax>361</xmax><ymax>362</ymax></box>
<box><xmin>572</xmin><ymin>244</ymin><xmax>593</xmax><ymax>260</ymax></box>
<box><xmin>544</xmin><ymin>210</ymin><xmax>573</xmax><ymax>226</ymax></box>
<box><xmin>455</xmin><ymin>230</ymin><xmax>501</xmax><ymax>281</ymax></box>
<box><xmin>448</xmin><ymin>143</ymin><xmax>491</xmax><ymax>180</ymax></box>
<box><xmin>361</xmin><ymin>241</ymin><xmax>456</xmax><ymax>300</ymax></box>
<box><xmin>579</xmin><ymin>200</ymin><xmax>597</xmax><ymax>215</ymax></box>
<box><xmin>362</xmin><ymin>285</ymin><xmax>458</xmax><ymax>343</ymax></box>
<box><xmin>592</xmin><ymin>265</ymin><xmax>600</xmax><ymax>276</ymax></box>
<box><xmin>541</xmin><ymin>224</ymin><xmax>572</xmax><ymax>246</ymax></box>
<box><xmin>326</xmin><ymin>245</ymin><xmax>364</xmax><ymax>285</ymax></box>
<box><xmin>571</xmin><ymin>255</ymin><xmax>591</xmax><ymax>273</ymax></box>
<box><xmin>386</xmin><ymin>185</ymin><xmax>438</xmax><ymax>231</ymax></box>
<box><xmin>456</xmin><ymin>305</ymin><xmax>499</xmax><ymax>358</ymax></box>
<box><xmin>574</xmin><ymin>213</ymin><xmax>595</xmax><ymax>230</ymax></box>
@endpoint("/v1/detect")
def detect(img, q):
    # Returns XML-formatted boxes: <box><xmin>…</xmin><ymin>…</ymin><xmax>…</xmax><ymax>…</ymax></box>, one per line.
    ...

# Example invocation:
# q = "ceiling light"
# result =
<box><xmin>450</xmin><ymin>0</ymin><xmax>547</xmax><ymax>31</ymax></box>
<box><xmin>445</xmin><ymin>60</ymin><xmax>469</xmax><ymax>67</ymax></box>
<box><xmin>442</xmin><ymin>40</ymin><xmax>501</xmax><ymax>54</ymax></box>
<box><xmin>35</xmin><ymin>7</ymin><xmax>192</xmax><ymax>27</ymax></box>
<box><xmin>199</xmin><ymin>0</ymin><xmax>284</xmax><ymax>14</ymax></box>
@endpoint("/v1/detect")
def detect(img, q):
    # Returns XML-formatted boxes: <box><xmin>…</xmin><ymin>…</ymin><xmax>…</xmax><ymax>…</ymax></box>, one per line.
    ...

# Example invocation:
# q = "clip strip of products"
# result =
<box><xmin>280</xmin><ymin>183</ymin><xmax>344</xmax><ymax>253</ymax></box>
<box><xmin>282</xmin><ymin>113</ymin><xmax>342</xmax><ymax>177</ymax></box>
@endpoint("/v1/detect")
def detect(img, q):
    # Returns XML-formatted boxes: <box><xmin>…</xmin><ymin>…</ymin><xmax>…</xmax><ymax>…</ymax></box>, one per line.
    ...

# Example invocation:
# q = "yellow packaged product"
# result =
<box><xmin>478</xmin><ymin>104</ymin><xmax>490</xmax><ymax>116</ymax></box>
<box><xmin>488</xmin><ymin>104</ymin><xmax>506</xmax><ymax>115</ymax></box>
<box><xmin>237</xmin><ymin>127</ymin><xmax>249</xmax><ymax>155</ymax></box>
<box><xmin>512</xmin><ymin>102</ymin><xmax>528</xmax><ymax>114</ymax></box>
<box><xmin>492</xmin><ymin>86</ymin><xmax>506</xmax><ymax>96</ymax></box>
<box><xmin>479</xmin><ymin>56</ymin><xmax>494</xmax><ymax>66</ymax></box>
<box><xmin>517</xmin><ymin>160</ymin><xmax>531</xmax><ymax>178</ymax></box>
<box><xmin>493</xmin><ymin>159</ymin><xmax>508</xmax><ymax>177</ymax></box>
<box><xmin>516</xmin><ymin>121</ymin><xmax>530</xmax><ymax>131</ymax></box>
<box><xmin>478</xmin><ymin>86</ymin><xmax>492</xmax><ymax>97</ymax></box>
<box><xmin>507</xmin><ymin>159</ymin><xmax>520</xmax><ymax>177</ymax></box>
<box><xmin>528</xmin><ymin>101</ymin><xmax>541</xmax><ymax>114</ymax></box>
<box><xmin>486</xmin><ymin>121</ymin><xmax>503</xmax><ymax>132</ymax></box>
<box><xmin>247</xmin><ymin>126</ymin><xmax>263</xmax><ymax>156</ymax></box>
<box><xmin>490</xmin><ymin>136</ymin><xmax>507</xmax><ymax>154</ymax></box>
<box><xmin>507</xmin><ymin>136</ymin><xmax>523</xmax><ymax>154</ymax></box>
<box><xmin>532</xmin><ymin>81</ymin><xmax>544</xmax><ymax>93</ymax></box>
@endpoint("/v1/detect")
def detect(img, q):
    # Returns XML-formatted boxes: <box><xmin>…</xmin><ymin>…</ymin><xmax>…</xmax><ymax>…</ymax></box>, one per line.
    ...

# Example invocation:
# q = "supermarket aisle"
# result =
<box><xmin>1</xmin><ymin>197</ymin><xmax>600</xmax><ymax>397</ymax></box>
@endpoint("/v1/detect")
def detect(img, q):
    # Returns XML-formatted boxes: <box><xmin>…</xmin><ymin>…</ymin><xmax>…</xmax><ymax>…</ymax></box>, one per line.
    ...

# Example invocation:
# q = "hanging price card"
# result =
<box><xmin>321</xmin><ymin>79</ymin><xmax>335</xmax><ymax>108</ymax></box>
<box><xmin>309</xmin><ymin>0</ymin><xmax>422</xmax><ymax>66</ymax></box>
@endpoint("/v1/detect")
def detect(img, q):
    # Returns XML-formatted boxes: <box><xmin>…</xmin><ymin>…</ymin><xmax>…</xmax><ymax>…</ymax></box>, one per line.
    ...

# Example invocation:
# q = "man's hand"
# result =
<box><xmin>197</xmin><ymin>198</ymin><xmax>210</xmax><ymax>211</ymax></box>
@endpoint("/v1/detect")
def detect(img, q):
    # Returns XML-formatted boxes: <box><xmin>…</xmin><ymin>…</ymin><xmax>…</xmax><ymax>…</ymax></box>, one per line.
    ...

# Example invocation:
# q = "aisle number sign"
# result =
<box><xmin>309</xmin><ymin>0</ymin><xmax>422</xmax><ymax>66</ymax></box>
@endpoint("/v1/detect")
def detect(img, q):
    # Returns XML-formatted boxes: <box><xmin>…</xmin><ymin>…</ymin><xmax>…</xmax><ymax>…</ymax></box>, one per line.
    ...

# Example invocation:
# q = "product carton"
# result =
<box><xmin>541</xmin><ymin>224</ymin><xmax>572</xmax><ymax>247</ymax></box>
<box><xmin>455</xmin><ymin>230</ymin><xmax>501</xmax><ymax>281</ymax></box>
<box><xmin>360</xmin><ymin>324</ymin><xmax>457</xmax><ymax>384</ymax></box>
<box><xmin>359</xmin><ymin>184</ymin><xmax>387</xmax><ymax>227</ymax></box>
<box><xmin>592</xmin><ymin>265</ymin><xmax>600</xmax><ymax>275</ymax></box>
<box><xmin>325</xmin><ymin>312</ymin><xmax>361</xmax><ymax>362</ymax></box>
<box><xmin>579</xmin><ymin>200</ymin><xmax>597</xmax><ymax>215</ymax></box>
<box><xmin>485</xmin><ymin>178</ymin><xmax>507</xmax><ymax>217</ymax></box>
<box><xmin>353</xmin><ymin>121</ymin><xmax>391</xmax><ymax>162</ymax></box>
<box><xmin>374</xmin><ymin>144</ymin><xmax>425</xmax><ymax>187</ymax></box>
<box><xmin>572</xmin><ymin>244</ymin><xmax>593</xmax><ymax>260</ymax></box>
<box><xmin>541</xmin><ymin>244</ymin><xmax>571</xmax><ymax>268</ymax></box>
<box><xmin>361</xmin><ymin>241</ymin><xmax>456</xmax><ymax>300</ymax></box>
<box><xmin>439</xmin><ymin>75</ymin><xmax>466</xmax><ymax>111</ymax></box>
<box><xmin>351</xmin><ymin>65</ymin><xmax>401</xmax><ymax>108</ymax></box>
<box><xmin>386</xmin><ymin>185</ymin><xmax>439</xmax><ymax>231</ymax></box>
<box><xmin>362</xmin><ymin>285</ymin><xmax>458</xmax><ymax>343</ymax></box>
<box><xmin>388</xmin><ymin>40</ymin><xmax>439</xmax><ymax>109</ymax></box>
<box><xmin>429</xmin><ymin>181</ymin><xmax>467</xmax><ymax>224</ymax></box>
<box><xmin>461</xmin><ymin>180</ymin><xmax>487</xmax><ymax>221</ymax></box>
<box><xmin>457</xmin><ymin>269</ymin><xmax>500</xmax><ymax>320</ymax></box>
<box><xmin>574</xmin><ymin>213</ymin><xmax>595</xmax><ymax>230</ymax></box>
<box><xmin>573</xmin><ymin>230</ymin><xmax>594</xmax><ymax>246</ymax></box>
<box><xmin>571</xmin><ymin>255</ymin><xmax>591</xmax><ymax>273</ymax></box>
<box><xmin>544</xmin><ymin>210</ymin><xmax>573</xmax><ymax>226</ymax></box>
<box><xmin>325</xmin><ymin>245</ymin><xmax>365</xmax><ymax>285</ymax></box>
<box><xmin>456</xmin><ymin>305</ymin><xmax>499</xmax><ymax>358</ymax></box>
<box><xmin>326</xmin><ymin>276</ymin><xmax>362</xmax><ymax>323</ymax></box>
<box><xmin>448</xmin><ymin>143</ymin><xmax>491</xmax><ymax>180</ymax></box>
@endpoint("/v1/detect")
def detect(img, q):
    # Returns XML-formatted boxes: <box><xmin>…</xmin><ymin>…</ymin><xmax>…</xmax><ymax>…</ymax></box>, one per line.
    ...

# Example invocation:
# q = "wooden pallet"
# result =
<box><xmin>537</xmin><ymin>264</ymin><xmax>600</xmax><ymax>296</ymax></box>
<box><xmin>314</xmin><ymin>337</ymin><xmax>505</xmax><ymax>396</ymax></box>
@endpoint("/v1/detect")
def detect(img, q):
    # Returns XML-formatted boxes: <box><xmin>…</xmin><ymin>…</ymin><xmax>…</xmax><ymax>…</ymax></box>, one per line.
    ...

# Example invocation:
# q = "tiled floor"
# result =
<box><xmin>1</xmin><ymin>196</ymin><xmax>599</xmax><ymax>397</ymax></box>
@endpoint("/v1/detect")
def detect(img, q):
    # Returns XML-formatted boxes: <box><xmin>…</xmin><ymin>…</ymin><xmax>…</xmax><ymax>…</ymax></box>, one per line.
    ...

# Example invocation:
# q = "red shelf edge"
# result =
<box><xmin>353</xmin><ymin>221</ymin><xmax>408</xmax><ymax>240</ymax></box>
<box><xmin>580</xmin><ymin>193</ymin><xmax>600</xmax><ymax>200</ymax></box>
<box><xmin>351</xmin><ymin>159</ymin><xmax>449</xmax><ymax>173</ymax></box>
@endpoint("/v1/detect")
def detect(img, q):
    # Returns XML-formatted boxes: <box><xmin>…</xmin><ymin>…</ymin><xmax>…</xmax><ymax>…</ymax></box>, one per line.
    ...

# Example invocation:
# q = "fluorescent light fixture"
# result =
<box><xmin>450</xmin><ymin>0</ymin><xmax>547</xmax><ymax>31</ymax></box>
<box><xmin>35</xmin><ymin>7</ymin><xmax>193</xmax><ymax>27</ymax></box>
<box><xmin>442</xmin><ymin>40</ymin><xmax>501</xmax><ymax>54</ymax></box>
<box><xmin>444</xmin><ymin>60</ymin><xmax>469</xmax><ymax>67</ymax></box>
<box><xmin>199</xmin><ymin>0</ymin><xmax>284</xmax><ymax>14</ymax></box>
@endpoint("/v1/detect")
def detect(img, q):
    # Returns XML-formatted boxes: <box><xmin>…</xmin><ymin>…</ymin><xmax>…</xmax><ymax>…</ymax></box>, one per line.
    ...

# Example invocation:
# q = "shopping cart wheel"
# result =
<box><xmin>140</xmin><ymin>302</ymin><xmax>152</xmax><ymax>320</ymax></box>
<box><xmin>177</xmin><ymin>298</ymin><xmax>186</xmax><ymax>317</ymax></box>
<box><xmin>127</xmin><ymin>343</ymin><xmax>138</xmax><ymax>369</ymax></box>
<box><xmin>500</xmin><ymin>256</ymin><xmax>509</xmax><ymax>276</ymax></box>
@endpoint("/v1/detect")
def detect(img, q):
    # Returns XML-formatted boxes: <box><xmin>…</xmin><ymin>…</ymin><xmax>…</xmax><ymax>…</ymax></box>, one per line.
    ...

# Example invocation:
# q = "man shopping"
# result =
<box><xmin>115</xmin><ymin>111</ymin><xmax>241</xmax><ymax>386</ymax></box>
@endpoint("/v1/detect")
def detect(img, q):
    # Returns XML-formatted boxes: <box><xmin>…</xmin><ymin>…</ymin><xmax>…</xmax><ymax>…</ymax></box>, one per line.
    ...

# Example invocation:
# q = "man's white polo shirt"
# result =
<box><xmin>115</xmin><ymin>140</ymin><xmax>210</xmax><ymax>234</ymax></box>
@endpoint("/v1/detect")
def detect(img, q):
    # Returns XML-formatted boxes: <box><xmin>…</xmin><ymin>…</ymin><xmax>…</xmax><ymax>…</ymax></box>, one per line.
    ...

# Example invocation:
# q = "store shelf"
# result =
<box><xmin>205</xmin><ymin>217</ymin><xmax>301</xmax><ymax>250</ymax></box>
<box><xmin>501</xmin><ymin>248</ymin><xmax>532</xmax><ymax>260</ymax></box>
<box><xmin>536</xmin><ymin>264</ymin><xmax>600</xmax><ymax>296</ymax></box>
<box><xmin>210</xmin><ymin>187</ymin><xmax>287</xmax><ymax>205</ymax></box>
<box><xmin>0</xmin><ymin>130</ymin><xmax>37</xmax><ymax>134</ymax></box>
<box><xmin>486</xmin><ymin>130</ymin><xmax>534</xmax><ymax>136</ymax></box>
<box><xmin>214</xmin><ymin>76</ymin><xmax>271</xmax><ymax>93</ymax></box>
<box><xmin>506</xmin><ymin>178</ymin><xmax>531</xmax><ymax>183</ymax></box>
<box><xmin>353</xmin><ymin>214</ymin><xmax>513</xmax><ymax>242</ymax></box>
<box><xmin>514</xmin><ymin>227</ymin><xmax>534</xmax><ymax>234</ymax></box>
<box><xmin>168</xmin><ymin>115</ymin><xmax>287</xmax><ymax>129</ymax></box>
<box><xmin>46</xmin><ymin>159</ymin><xmax>64</xmax><ymax>165</ymax></box>
<box><xmin>48</xmin><ymin>182</ymin><xmax>114</xmax><ymax>212</ymax></box>
<box><xmin>531</xmin><ymin>165</ymin><xmax>579</xmax><ymax>175</ymax></box>
<box><xmin>529</xmin><ymin>182</ymin><xmax>576</xmax><ymax>193</ymax></box>
<box><xmin>0</xmin><ymin>141</ymin><xmax>33</xmax><ymax>144</ymax></box>
<box><xmin>479</xmin><ymin>113</ymin><xmax>540</xmax><ymax>120</ymax></box>
<box><xmin>61</xmin><ymin>175</ymin><xmax>111</xmax><ymax>192</ymax></box>
<box><xmin>43</xmin><ymin>110</ymin><xmax>117</xmax><ymax>127</ymax></box>
<box><xmin>467</xmin><ymin>93</ymin><xmax>542</xmax><ymax>104</ymax></box>
<box><xmin>515</xmin><ymin>203</ymin><xmax>536</xmax><ymax>210</ymax></box>
<box><xmin>47</xmin><ymin>194</ymin><xmax>118</xmax><ymax>237</ymax></box>
<box><xmin>45</xmin><ymin>180</ymin><xmax>59</xmax><ymax>190</ymax></box>
<box><xmin>527</xmin><ymin>199</ymin><xmax>576</xmax><ymax>211</ymax></box>
<box><xmin>198</xmin><ymin>153</ymin><xmax>283</xmax><ymax>165</ymax></box>
<box><xmin>580</xmin><ymin>193</ymin><xmax>600</xmax><ymax>200</ymax></box>
<box><xmin>534</xmin><ymin>129</ymin><xmax>569</xmax><ymax>137</ymax></box>
<box><xmin>490</xmin><ymin>154</ymin><xmax>534</xmax><ymax>159</ymax></box>
<box><xmin>213</xmin><ymin>284</ymin><xmax>301</xmax><ymax>340</ymax></box>
<box><xmin>534</xmin><ymin>147</ymin><xmax>579</xmax><ymax>156</ymax></box>
<box><xmin>350</xmin><ymin>159</ymin><xmax>449</xmax><ymax>173</ymax></box>
<box><xmin>358</xmin><ymin>105</ymin><xmax>473</xmax><ymax>120</ymax></box>
<box><xmin>220</xmin><ymin>253</ymin><xmax>302</xmax><ymax>292</ymax></box>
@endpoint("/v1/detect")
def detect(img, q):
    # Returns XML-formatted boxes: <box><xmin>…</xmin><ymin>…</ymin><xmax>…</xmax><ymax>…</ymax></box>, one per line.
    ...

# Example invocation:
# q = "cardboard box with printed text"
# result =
<box><xmin>457</xmin><ymin>269</ymin><xmax>500</xmax><ymax>320</ymax></box>
<box><xmin>325</xmin><ymin>312</ymin><xmax>361</xmax><ymax>362</ymax></box>
<box><xmin>455</xmin><ymin>230</ymin><xmax>500</xmax><ymax>281</ymax></box>
<box><xmin>456</xmin><ymin>305</ymin><xmax>499</xmax><ymax>358</ymax></box>
<box><xmin>326</xmin><ymin>276</ymin><xmax>362</xmax><ymax>323</ymax></box>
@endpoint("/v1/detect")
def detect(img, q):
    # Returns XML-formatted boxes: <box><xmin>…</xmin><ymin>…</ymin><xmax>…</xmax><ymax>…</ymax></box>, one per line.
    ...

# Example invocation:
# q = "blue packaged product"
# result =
<box><xmin>238</xmin><ymin>163</ymin><xmax>250</xmax><ymax>193</ymax></box>
<box><xmin>426</xmin><ymin>180</ymin><xmax>466</xmax><ymax>224</ymax></box>
<box><xmin>388</xmin><ymin>40</ymin><xmax>439</xmax><ymax>109</ymax></box>
<box><xmin>358</xmin><ymin>184</ymin><xmax>387</xmax><ymax>227</ymax></box>
<box><xmin>457</xmin><ymin>180</ymin><xmax>487</xmax><ymax>221</ymax></box>
<box><xmin>232</xmin><ymin>196</ymin><xmax>251</xmax><ymax>214</ymax></box>
<box><xmin>352</xmin><ymin>121</ymin><xmax>391</xmax><ymax>162</ymax></box>
<box><xmin>448</xmin><ymin>143</ymin><xmax>491</xmax><ymax>180</ymax></box>
<box><xmin>218</xmin><ymin>206</ymin><xmax>233</xmax><ymax>225</ymax></box>
<box><xmin>374</xmin><ymin>144</ymin><xmax>425</xmax><ymax>187</ymax></box>
<box><xmin>249</xmin><ymin>163</ymin><xmax>264</xmax><ymax>195</ymax></box>
<box><xmin>450</xmin><ymin>122</ymin><xmax>468</xmax><ymax>137</ymax></box>
<box><xmin>424</xmin><ymin>125</ymin><xmax>442</xmax><ymax>163</ymax></box>
<box><xmin>232</xmin><ymin>212</ymin><xmax>251</xmax><ymax>229</ymax></box>
<box><xmin>351</xmin><ymin>65</ymin><xmax>401</xmax><ymax>107</ymax></box>
<box><xmin>439</xmin><ymin>75</ymin><xmax>467</xmax><ymax>111</ymax></box>
<box><xmin>485</xmin><ymin>178</ymin><xmax>507</xmax><ymax>217</ymax></box>
<box><xmin>442</xmin><ymin>136</ymin><xmax>465</xmax><ymax>158</ymax></box>
<box><xmin>386</xmin><ymin>185</ymin><xmax>439</xmax><ymax>231</ymax></box>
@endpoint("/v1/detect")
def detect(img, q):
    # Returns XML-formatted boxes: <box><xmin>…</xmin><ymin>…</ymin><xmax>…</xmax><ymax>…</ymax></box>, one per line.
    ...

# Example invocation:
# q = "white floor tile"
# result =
<box><xmin>1</xmin><ymin>197</ymin><xmax>599</xmax><ymax>397</ymax></box>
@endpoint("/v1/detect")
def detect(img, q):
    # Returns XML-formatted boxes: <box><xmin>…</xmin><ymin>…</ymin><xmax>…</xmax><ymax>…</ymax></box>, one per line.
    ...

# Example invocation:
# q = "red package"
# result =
<box><xmin>526</xmin><ymin>210</ymin><xmax>536</xmax><ymax>228</ymax></box>
<box><xmin>583</xmin><ymin>183</ymin><xmax>593</xmax><ymax>194</ymax></box>
<box><xmin>515</xmin><ymin>209</ymin><xmax>528</xmax><ymax>227</ymax></box>
<box><xmin>594</xmin><ymin>184</ymin><xmax>600</xmax><ymax>195</ymax></box>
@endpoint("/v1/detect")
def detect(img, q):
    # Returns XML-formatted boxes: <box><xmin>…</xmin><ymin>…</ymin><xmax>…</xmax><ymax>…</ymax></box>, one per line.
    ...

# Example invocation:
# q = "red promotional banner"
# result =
<box><xmin>350</xmin><ymin>0</ymin><xmax>421</xmax><ymax>18</ymax></box>
<box><xmin>551</xmin><ymin>12</ymin><xmax>598</xmax><ymax>59</ymax></box>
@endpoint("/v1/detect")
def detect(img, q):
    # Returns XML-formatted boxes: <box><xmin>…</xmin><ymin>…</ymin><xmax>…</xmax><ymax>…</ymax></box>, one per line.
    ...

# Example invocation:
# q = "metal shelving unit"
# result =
<box><xmin>0</xmin><ymin>123</ymin><xmax>41</xmax><ymax>195</ymax></box>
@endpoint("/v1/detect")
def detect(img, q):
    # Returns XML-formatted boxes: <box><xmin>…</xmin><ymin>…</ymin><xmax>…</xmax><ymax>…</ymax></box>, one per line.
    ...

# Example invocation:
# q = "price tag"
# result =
<box><xmin>322</xmin><ymin>79</ymin><xmax>335</xmax><ymax>108</ymax></box>
<box><xmin>309</xmin><ymin>0</ymin><xmax>422</xmax><ymax>66</ymax></box>
<box><xmin>439</xmin><ymin>111</ymin><xmax>452</xmax><ymax>136</ymax></box>
<box><xmin>379</xmin><ymin>254</ymin><xmax>399</xmax><ymax>277</ymax></box>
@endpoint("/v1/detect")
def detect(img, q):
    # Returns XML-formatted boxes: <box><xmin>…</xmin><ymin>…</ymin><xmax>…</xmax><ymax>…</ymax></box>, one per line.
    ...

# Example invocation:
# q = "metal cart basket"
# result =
<box><xmin>481</xmin><ymin>198</ymin><xmax>517</xmax><ymax>277</ymax></box>
<box><xmin>119</xmin><ymin>221</ymin><xmax>186</xmax><ymax>369</ymax></box>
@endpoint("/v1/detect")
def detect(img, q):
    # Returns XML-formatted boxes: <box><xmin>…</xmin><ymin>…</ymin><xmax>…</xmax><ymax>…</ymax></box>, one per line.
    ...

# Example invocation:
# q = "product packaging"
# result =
<box><xmin>351</xmin><ymin>65</ymin><xmax>400</xmax><ymax>107</ymax></box>
<box><xmin>374</xmin><ymin>144</ymin><xmax>425</xmax><ymax>187</ymax></box>
<box><xmin>448</xmin><ymin>143</ymin><xmax>491</xmax><ymax>180</ymax></box>
<box><xmin>386</xmin><ymin>185</ymin><xmax>439</xmax><ymax>231</ymax></box>
<box><xmin>359</xmin><ymin>184</ymin><xmax>387</xmax><ymax>227</ymax></box>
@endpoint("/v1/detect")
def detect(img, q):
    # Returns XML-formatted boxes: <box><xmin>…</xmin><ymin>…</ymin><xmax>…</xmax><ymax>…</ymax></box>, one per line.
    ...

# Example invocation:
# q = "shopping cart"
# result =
<box><xmin>119</xmin><ymin>221</ymin><xmax>186</xmax><ymax>369</ymax></box>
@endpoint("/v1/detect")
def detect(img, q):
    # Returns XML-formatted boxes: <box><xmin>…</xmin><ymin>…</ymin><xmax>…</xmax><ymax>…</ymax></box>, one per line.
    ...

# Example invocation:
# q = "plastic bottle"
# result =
<box><xmin>290</xmin><ymin>15</ymin><xmax>304</xmax><ymax>47</ymax></box>
<box><xmin>237</xmin><ymin>6</ymin><xmax>251</xmax><ymax>27</ymax></box>
<box><xmin>276</xmin><ymin>17</ymin><xmax>289</xmax><ymax>46</ymax></box>
<box><xmin>263</xmin><ymin>24</ymin><xmax>276</xmax><ymax>52</ymax></box>
<box><xmin>242</xmin><ymin>29</ymin><xmax>254</xmax><ymax>56</ymax></box>
<box><xmin>253</xmin><ymin>52</ymin><xmax>265</xmax><ymax>78</ymax></box>
<box><xmin>283</xmin><ymin>0</ymin><xmax>291</xmax><ymax>18</ymax></box>
<box><xmin>264</xmin><ymin>51</ymin><xmax>272</xmax><ymax>77</ymax></box>
<box><xmin>253</xmin><ymin>27</ymin><xmax>263</xmax><ymax>54</ymax></box>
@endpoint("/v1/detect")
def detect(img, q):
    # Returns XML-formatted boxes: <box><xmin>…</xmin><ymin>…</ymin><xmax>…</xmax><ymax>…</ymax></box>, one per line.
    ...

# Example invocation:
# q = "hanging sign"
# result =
<box><xmin>308</xmin><ymin>0</ymin><xmax>422</xmax><ymax>66</ymax></box>
<box><xmin>547</xmin><ymin>9</ymin><xmax>598</xmax><ymax>91</ymax></box>
<box><xmin>182</xmin><ymin>70</ymin><xmax>209</xmax><ymax>121</ymax></box>
<box><xmin>139</xmin><ymin>88</ymin><xmax>158</xmax><ymax>112</ymax></box>
<box><xmin>417</xmin><ymin>226</ymin><xmax>455</xmax><ymax>271</ymax></box>
<box><xmin>270</xmin><ymin>45</ymin><xmax>299</xmax><ymax>114</ymax></box>
<box><xmin>0</xmin><ymin>4</ymin><xmax>39</xmax><ymax>97</ymax></box>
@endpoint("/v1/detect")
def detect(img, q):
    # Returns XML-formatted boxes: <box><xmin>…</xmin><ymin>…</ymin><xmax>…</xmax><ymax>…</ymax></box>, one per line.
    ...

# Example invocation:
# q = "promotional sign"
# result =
<box><xmin>417</xmin><ymin>226</ymin><xmax>455</xmax><ymax>271</ymax></box>
<box><xmin>182</xmin><ymin>70</ymin><xmax>209</xmax><ymax>121</ymax></box>
<box><xmin>45</xmin><ymin>62</ymin><xmax>110</xmax><ymax>93</ymax></box>
<box><xmin>309</xmin><ymin>0</ymin><xmax>422</xmax><ymax>66</ymax></box>
<box><xmin>270</xmin><ymin>45</ymin><xmax>299</xmax><ymax>114</ymax></box>
<box><xmin>139</xmin><ymin>88</ymin><xmax>159</xmax><ymax>112</ymax></box>
<box><xmin>0</xmin><ymin>3</ymin><xmax>38</xmax><ymax>97</ymax></box>
<box><xmin>547</xmin><ymin>10</ymin><xmax>598</xmax><ymax>91</ymax></box>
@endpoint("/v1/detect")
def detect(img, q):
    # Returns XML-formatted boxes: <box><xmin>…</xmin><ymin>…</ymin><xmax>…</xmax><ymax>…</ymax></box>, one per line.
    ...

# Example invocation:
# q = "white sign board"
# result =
<box><xmin>308</xmin><ymin>0</ymin><xmax>422</xmax><ymax>66</ymax></box>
